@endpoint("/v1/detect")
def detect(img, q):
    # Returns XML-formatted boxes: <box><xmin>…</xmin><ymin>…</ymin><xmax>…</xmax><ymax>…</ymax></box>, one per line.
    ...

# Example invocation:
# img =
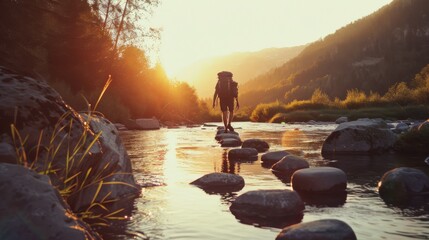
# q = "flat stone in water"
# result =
<box><xmin>242</xmin><ymin>139</ymin><xmax>269</xmax><ymax>152</ymax></box>
<box><xmin>228</xmin><ymin>148</ymin><xmax>258</xmax><ymax>161</ymax></box>
<box><xmin>261</xmin><ymin>150</ymin><xmax>290</xmax><ymax>165</ymax></box>
<box><xmin>378</xmin><ymin>167</ymin><xmax>429</xmax><ymax>204</ymax></box>
<box><xmin>230</xmin><ymin>189</ymin><xmax>304</xmax><ymax>219</ymax></box>
<box><xmin>221</xmin><ymin>138</ymin><xmax>242</xmax><ymax>147</ymax></box>
<box><xmin>190</xmin><ymin>172</ymin><xmax>245</xmax><ymax>193</ymax></box>
<box><xmin>215</xmin><ymin>132</ymin><xmax>241</xmax><ymax>142</ymax></box>
<box><xmin>276</xmin><ymin>219</ymin><xmax>357</xmax><ymax>240</ymax></box>
<box><xmin>292</xmin><ymin>167</ymin><xmax>347</xmax><ymax>193</ymax></box>
<box><xmin>271</xmin><ymin>155</ymin><xmax>309</xmax><ymax>174</ymax></box>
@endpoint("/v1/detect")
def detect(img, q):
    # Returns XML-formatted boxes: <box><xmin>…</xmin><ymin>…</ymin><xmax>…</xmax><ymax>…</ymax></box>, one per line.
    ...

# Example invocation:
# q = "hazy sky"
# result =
<box><xmin>151</xmin><ymin>0</ymin><xmax>393</xmax><ymax>77</ymax></box>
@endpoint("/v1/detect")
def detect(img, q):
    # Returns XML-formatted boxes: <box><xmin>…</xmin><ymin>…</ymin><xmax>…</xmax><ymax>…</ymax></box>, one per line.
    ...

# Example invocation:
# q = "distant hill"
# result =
<box><xmin>176</xmin><ymin>45</ymin><xmax>306</xmax><ymax>98</ymax></box>
<box><xmin>240</xmin><ymin>0</ymin><xmax>429</xmax><ymax>107</ymax></box>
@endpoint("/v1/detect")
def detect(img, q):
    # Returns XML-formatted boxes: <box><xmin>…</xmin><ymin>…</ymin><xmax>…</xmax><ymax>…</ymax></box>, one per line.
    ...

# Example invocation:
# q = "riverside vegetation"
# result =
<box><xmin>250</xmin><ymin>63</ymin><xmax>429</xmax><ymax>123</ymax></box>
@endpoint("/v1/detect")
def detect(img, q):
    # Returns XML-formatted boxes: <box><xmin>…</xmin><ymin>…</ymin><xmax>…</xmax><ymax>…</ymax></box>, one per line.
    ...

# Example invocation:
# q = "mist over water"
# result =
<box><xmin>107</xmin><ymin>122</ymin><xmax>429</xmax><ymax>240</ymax></box>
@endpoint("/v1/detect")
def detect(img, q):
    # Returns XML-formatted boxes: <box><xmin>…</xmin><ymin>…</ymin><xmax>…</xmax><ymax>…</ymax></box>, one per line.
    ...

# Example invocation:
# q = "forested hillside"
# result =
<box><xmin>240</xmin><ymin>0</ymin><xmax>429</xmax><ymax>107</ymax></box>
<box><xmin>0</xmin><ymin>0</ymin><xmax>205</xmax><ymax>123</ymax></box>
<box><xmin>176</xmin><ymin>45</ymin><xmax>306</xmax><ymax>97</ymax></box>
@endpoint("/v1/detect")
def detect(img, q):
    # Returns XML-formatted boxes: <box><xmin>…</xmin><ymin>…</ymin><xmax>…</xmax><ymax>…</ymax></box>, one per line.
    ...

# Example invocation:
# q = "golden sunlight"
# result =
<box><xmin>151</xmin><ymin>0</ymin><xmax>392</xmax><ymax>79</ymax></box>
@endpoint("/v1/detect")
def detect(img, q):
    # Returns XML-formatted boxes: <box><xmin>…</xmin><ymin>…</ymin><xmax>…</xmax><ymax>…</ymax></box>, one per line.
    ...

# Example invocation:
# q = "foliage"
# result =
<box><xmin>250</xmin><ymin>101</ymin><xmax>287</xmax><ymax>122</ymax></box>
<box><xmin>10</xmin><ymin>78</ymin><xmax>130</xmax><ymax>227</ymax></box>
<box><xmin>240</xmin><ymin>0</ymin><xmax>429</xmax><ymax>107</ymax></box>
<box><xmin>394</xmin><ymin>126</ymin><xmax>429</xmax><ymax>154</ymax></box>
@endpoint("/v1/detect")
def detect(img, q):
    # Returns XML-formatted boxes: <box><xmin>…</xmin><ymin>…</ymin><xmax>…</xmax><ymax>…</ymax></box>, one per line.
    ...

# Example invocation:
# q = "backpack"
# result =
<box><xmin>216</xmin><ymin>79</ymin><xmax>238</xmax><ymax>98</ymax></box>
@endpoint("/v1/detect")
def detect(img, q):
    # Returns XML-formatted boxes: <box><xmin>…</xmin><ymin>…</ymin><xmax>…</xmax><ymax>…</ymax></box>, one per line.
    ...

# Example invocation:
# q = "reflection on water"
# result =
<box><xmin>106</xmin><ymin>122</ymin><xmax>429</xmax><ymax>240</ymax></box>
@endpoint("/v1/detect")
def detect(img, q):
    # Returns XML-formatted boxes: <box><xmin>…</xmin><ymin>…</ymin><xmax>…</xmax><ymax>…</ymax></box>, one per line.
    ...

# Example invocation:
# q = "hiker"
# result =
<box><xmin>212</xmin><ymin>71</ymin><xmax>239</xmax><ymax>133</ymax></box>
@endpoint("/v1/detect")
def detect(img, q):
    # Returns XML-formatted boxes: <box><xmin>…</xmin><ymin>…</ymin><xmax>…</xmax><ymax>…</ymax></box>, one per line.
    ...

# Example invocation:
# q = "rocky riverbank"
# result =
<box><xmin>0</xmin><ymin>66</ymin><xmax>140</xmax><ymax>239</ymax></box>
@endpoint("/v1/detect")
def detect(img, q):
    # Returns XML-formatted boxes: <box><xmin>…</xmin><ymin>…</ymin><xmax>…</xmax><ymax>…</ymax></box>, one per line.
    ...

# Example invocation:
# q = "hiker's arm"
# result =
<box><xmin>212</xmin><ymin>90</ymin><xmax>218</xmax><ymax>108</ymax></box>
<box><xmin>235</xmin><ymin>97</ymin><xmax>240</xmax><ymax>109</ymax></box>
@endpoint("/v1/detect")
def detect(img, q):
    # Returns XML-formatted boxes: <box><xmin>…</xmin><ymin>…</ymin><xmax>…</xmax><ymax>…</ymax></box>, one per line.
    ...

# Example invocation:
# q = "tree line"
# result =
<box><xmin>0</xmin><ymin>0</ymin><xmax>212</xmax><ymax>123</ymax></box>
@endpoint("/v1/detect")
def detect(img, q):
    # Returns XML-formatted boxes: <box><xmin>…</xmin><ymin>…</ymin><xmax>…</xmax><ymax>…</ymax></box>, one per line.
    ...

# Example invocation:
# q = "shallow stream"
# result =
<box><xmin>107</xmin><ymin>122</ymin><xmax>429</xmax><ymax>239</ymax></box>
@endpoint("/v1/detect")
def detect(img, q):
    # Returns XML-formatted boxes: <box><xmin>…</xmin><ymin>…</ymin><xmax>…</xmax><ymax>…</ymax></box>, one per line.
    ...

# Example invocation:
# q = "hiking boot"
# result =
<box><xmin>227</xmin><ymin>124</ymin><xmax>234</xmax><ymax>132</ymax></box>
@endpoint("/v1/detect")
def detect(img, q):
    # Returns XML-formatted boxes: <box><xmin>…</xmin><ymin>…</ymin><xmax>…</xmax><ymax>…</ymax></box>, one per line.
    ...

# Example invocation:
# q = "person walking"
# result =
<box><xmin>212</xmin><ymin>71</ymin><xmax>239</xmax><ymax>133</ymax></box>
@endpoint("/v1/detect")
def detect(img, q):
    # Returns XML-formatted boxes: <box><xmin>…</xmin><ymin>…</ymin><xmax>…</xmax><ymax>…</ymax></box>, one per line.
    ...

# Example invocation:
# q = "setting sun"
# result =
<box><xmin>152</xmin><ymin>0</ymin><xmax>392</xmax><ymax>79</ymax></box>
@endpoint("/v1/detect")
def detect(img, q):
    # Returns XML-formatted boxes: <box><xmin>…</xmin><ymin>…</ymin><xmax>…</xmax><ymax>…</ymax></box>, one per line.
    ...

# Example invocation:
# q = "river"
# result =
<box><xmin>105</xmin><ymin>122</ymin><xmax>429</xmax><ymax>240</ymax></box>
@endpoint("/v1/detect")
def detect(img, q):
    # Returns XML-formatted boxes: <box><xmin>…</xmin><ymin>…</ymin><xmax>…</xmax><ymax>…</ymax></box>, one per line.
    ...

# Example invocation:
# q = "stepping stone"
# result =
<box><xmin>276</xmin><ymin>219</ymin><xmax>357</xmax><ymax>240</ymax></box>
<box><xmin>221</xmin><ymin>138</ymin><xmax>242</xmax><ymax>147</ymax></box>
<box><xmin>261</xmin><ymin>150</ymin><xmax>290</xmax><ymax>165</ymax></box>
<box><xmin>378</xmin><ymin>167</ymin><xmax>429</xmax><ymax>203</ymax></box>
<box><xmin>230</xmin><ymin>189</ymin><xmax>304</xmax><ymax>219</ymax></box>
<box><xmin>190</xmin><ymin>172</ymin><xmax>244</xmax><ymax>193</ymax></box>
<box><xmin>291</xmin><ymin>167</ymin><xmax>347</xmax><ymax>193</ymax></box>
<box><xmin>215</xmin><ymin>132</ymin><xmax>240</xmax><ymax>141</ymax></box>
<box><xmin>242</xmin><ymin>139</ymin><xmax>269</xmax><ymax>152</ymax></box>
<box><xmin>228</xmin><ymin>148</ymin><xmax>258</xmax><ymax>161</ymax></box>
<box><xmin>271</xmin><ymin>155</ymin><xmax>309</xmax><ymax>174</ymax></box>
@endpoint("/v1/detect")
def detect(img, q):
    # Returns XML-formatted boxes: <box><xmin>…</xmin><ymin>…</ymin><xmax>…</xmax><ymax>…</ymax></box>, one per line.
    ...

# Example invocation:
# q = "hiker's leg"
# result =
<box><xmin>222</xmin><ymin>111</ymin><xmax>228</xmax><ymax>131</ymax></box>
<box><xmin>227</xmin><ymin>99</ymin><xmax>235</xmax><ymax>131</ymax></box>
<box><xmin>228</xmin><ymin>110</ymin><xmax>234</xmax><ymax>126</ymax></box>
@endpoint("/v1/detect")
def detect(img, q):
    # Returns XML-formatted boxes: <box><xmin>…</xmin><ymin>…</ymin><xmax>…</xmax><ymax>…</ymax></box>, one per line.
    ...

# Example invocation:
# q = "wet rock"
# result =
<box><xmin>230</xmin><ymin>189</ymin><xmax>304</xmax><ymax>219</ymax></box>
<box><xmin>335</xmin><ymin>116</ymin><xmax>348</xmax><ymax>124</ymax></box>
<box><xmin>321</xmin><ymin>119</ymin><xmax>397</xmax><ymax>155</ymax></box>
<box><xmin>221</xmin><ymin>138</ymin><xmax>242</xmax><ymax>147</ymax></box>
<box><xmin>215</xmin><ymin>132</ymin><xmax>241</xmax><ymax>142</ymax></box>
<box><xmin>0</xmin><ymin>67</ymin><xmax>139</xmax><ymax>212</ymax></box>
<box><xmin>0</xmin><ymin>163</ymin><xmax>101</xmax><ymax>240</ymax></box>
<box><xmin>271</xmin><ymin>155</ymin><xmax>309</xmax><ymax>175</ymax></box>
<box><xmin>276</xmin><ymin>219</ymin><xmax>357</xmax><ymax>240</ymax></box>
<box><xmin>135</xmin><ymin>118</ymin><xmax>160</xmax><ymax>130</ymax></box>
<box><xmin>241</xmin><ymin>139</ymin><xmax>269</xmax><ymax>152</ymax></box>
<box><xmin>292</xmin><ymin>167</ymin><xmax>347</xmax><ymax>193</ymax></box>
<box><xmin>395</xmin><ymin>122</ymin><xmax>409</xmax><ymax>132</ymax></box>
<box><xmin>378</xmin><ymin>167</ymin><xmax>429</xmax><ymax>204</ymax></box>
<box><xmin>114</xmin><ymin>123</ymin><xmax>127</xmax><ymax>131</ymax></box>
<box><xmin>190</xmin><ymin>172</ymin><xmax>244</xmax><ymax>193</ymax></box>
<box><xmin>228</xmin><ymin>148</ymin><xmax>258</xmax><ymax>161</ymax></box>
<box><xmin>0</xmin><ymin>142</ymin><xmax>16</xmax><ymax>164</ymax></box>
<box><xmin>261</xmin><ymin>150</ymin><xmax>290</xmax><ymax>165</ymax></box>
<box><xmin>74</xmin><ymin>114</ymin><xmax>140</xmax><ymax>211</ymax></box>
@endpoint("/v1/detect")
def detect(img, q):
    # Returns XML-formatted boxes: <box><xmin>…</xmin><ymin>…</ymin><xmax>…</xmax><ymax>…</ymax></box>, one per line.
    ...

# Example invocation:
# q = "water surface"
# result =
<box><xmin>108</xmin><ymin>122</ymin><xmax>429</xmax><ymax>239</ymax></box>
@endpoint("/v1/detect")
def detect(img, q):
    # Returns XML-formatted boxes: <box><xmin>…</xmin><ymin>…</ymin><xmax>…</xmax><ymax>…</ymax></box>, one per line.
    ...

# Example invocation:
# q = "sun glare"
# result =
<box><xmin>151</xmin><ymin>0</ymin><xmax>393</xmax><ymax>79</ymax></box>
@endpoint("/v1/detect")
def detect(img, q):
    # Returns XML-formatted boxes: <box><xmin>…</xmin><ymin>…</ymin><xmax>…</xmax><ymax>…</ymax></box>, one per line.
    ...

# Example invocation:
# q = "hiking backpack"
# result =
<box><xmin>216</xmin><ymin>71</ymin><xmax>238</xmax><ymax>98</ymax></box>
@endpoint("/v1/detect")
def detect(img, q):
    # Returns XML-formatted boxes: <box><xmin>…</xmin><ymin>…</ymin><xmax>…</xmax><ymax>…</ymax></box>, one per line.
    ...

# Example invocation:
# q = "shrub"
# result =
<box><xmin>250</xmin><ymin>101</ymin><xmax>287</xmax><ymax>122</ymax></box>
<box><xmin>394</xmin><ymin>126</ymin><xmax>429</xmax><ymax>154</ymax></box>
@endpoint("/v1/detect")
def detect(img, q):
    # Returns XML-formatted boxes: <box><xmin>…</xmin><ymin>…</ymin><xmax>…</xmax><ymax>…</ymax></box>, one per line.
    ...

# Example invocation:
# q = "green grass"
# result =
<box><xmin>10</xmin><ymin>76</ymin><xmax>134</xmax><ymax>227</ymax></box>
<box><xmin>267</xmin><ymin>106</ymin><xmax>429</xmax><ymax>123</ymax></box>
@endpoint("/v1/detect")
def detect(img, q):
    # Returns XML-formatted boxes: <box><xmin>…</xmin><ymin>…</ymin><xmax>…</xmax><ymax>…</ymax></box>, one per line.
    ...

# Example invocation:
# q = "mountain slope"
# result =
<box><xmin>240</xmin><ymin>0</ymin><xmax>429</xmax><ymax>107</ymax></box>
<box><xmin>176</xmin><ymin>45</ymin><xmax>306</xmax><ymax>97</ymax></box>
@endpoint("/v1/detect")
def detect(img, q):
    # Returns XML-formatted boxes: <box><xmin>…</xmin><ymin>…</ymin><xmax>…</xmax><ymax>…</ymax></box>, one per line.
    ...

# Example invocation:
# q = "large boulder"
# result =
<box><xmin>0</xmin><ymin>141</ymin><xmax>16</xmax><ymax>164</ymax></box>
<box><xmin>72</xmin><ymin>114</ymin><xmax>140</xmax><ymax>210</ymax></box>
<box><xmin>0</xmin><ymin>163</ymin><xmax>100</xmax><ymax>240</ymax></box>
<box><xmin>271</xmin><ymin>155</ymin><xmax>309</xmax><ymax>175</ymax></box>
<box><xmin>292</xmin><ymin>167</ymin><xmax>347</xmax><ymax>193</ymax></box>
<box><xmin>242</xmin><ymin>139</ymin><xmax>269</xmax><ymax>152</ymax></box>
<box><xmin>378</xmin><ymin>167</ymin><xmax>429</xmax><ymax>203</ymax></box>
<box><xmin>276</xmin><ymin>219</ymin><xmax>357</xmax><ymax>240</ymax></box>
<box><xmin>0</xmin><ymin>67</ymin><xmax>139</xmax><ymax>212</ymax></box>
<box><xmin>228</xmin><ymin>148</ymin><xmax>258</xmax><ymax>161</ymax></box>
<box><xmin>190</xmin><ymin>172</ymin><xmax>245</xmax><ymax>193</ymax></box>
<box><xmin>261</xmin><ymin>150</ymin><xmax>290</xmax><ymax>165</ymax></box>
<box><xmin>230</xmin><ymin>189</ymin><xmax>304</xmax><ymax>219</ymax></box>
<box><xmin>321</xmin><ymin>119</ymin><xmax>397</xmax><ymax>155</ymax></box>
